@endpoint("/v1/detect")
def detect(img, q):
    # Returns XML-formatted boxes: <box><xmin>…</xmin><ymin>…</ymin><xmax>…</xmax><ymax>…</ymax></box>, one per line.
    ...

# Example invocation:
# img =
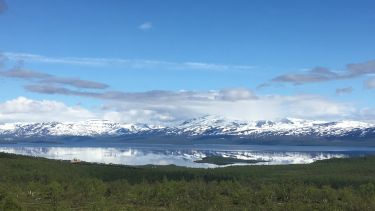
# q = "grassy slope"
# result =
<box><xmin>1</xmin><ymin>152</ymin><xmax>375</xmax><ymax>210</ymax></box>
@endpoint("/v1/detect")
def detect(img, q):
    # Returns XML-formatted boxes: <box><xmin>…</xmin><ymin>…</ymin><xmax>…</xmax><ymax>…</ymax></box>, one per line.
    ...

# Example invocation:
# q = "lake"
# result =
<box><xmin>1</xmin><ymin>142</ymin><xmax>375</xmax><ymax>168</ymax></box>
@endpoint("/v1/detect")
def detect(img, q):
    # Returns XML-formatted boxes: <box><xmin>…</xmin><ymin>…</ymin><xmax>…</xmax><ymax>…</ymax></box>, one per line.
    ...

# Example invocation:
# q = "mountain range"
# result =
<box><xmin>1</xmin><ymin>116</ymin><xmax>375</xmax><ymax>145</ymax></box>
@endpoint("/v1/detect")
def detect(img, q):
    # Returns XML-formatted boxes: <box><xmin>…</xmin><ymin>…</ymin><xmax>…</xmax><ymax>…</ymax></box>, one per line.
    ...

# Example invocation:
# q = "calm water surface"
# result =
<box><xmin>1</xmin><ymin>143</ymin><xmax>375</xmax><ymax>168</ymax></box>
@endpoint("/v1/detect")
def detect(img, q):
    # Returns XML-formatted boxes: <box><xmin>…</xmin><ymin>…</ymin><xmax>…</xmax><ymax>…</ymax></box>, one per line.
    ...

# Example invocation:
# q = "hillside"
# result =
<box><xmin>1</xmin><ymin>152</ymin><xmax>375</xmax><ymax>210</ymax></box>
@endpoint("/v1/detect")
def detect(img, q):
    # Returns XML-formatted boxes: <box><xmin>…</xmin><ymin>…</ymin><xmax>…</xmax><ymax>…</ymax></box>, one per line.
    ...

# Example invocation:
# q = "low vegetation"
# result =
<box><xmin>1</xmin><ymin>152</ymin><xmax>375</xmax><ymax>210</ymax></box>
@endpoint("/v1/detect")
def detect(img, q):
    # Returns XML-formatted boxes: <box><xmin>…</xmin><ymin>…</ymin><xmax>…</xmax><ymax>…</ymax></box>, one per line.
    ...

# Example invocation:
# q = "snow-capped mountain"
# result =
<box><xmin>0</xmin><ymin>115</ymin><xmax>375</xmax><ymax>141</ymax></box>
<box><xmin>0</xmin><ymin>120</ymin><xmax>159</xmax><ymax>138</ymax></box>
<box><xmin>173</xmin><ymin>116</ymin><xmax>375</xmax><ymax>138</ymax></box>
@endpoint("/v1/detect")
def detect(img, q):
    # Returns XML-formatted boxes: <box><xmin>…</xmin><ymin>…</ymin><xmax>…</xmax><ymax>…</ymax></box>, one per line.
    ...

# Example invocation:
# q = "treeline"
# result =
<box><xmin>1</xmin><ymin>153</ymin><xmax>375</xmax><ymax>210</ymax></box>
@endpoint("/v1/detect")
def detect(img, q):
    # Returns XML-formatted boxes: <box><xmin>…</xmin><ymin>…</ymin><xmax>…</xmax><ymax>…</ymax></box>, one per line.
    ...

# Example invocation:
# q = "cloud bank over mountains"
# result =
<box><xmin>0</xmin><ymin>53</ymin><xmax>374</xmax><ymax>124</ymax></box>
<box><xmin>0</xmin><ymin>97</ymin><xmax>94</xmax><ymax>123</ymax></box>
<box><xmin>0</xmin><ymin>92</ymin><xmax>367</xmax><ymax>124</ymax></box>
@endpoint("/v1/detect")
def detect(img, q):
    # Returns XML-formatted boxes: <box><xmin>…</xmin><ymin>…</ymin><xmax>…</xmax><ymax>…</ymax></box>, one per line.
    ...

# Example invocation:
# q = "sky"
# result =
<box><xmin>0</xmin><ymin>0</ymin><xmax>375</xmax><ymax>124</ymax></box>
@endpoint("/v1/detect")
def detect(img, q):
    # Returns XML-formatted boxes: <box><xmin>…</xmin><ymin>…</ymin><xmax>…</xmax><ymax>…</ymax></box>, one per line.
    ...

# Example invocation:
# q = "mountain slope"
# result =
<box><xmin>0</xmin><ymin>116</ymin><xmax>374</xmax><ymax>141</ymax></box>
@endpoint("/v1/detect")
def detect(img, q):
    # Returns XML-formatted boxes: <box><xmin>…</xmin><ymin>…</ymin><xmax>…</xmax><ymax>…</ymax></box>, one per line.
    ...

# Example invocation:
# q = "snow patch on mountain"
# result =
<box><xmin>0</xmin><ymin>115</ymin><xmax>374</xmax><ymax>139</ymax></box>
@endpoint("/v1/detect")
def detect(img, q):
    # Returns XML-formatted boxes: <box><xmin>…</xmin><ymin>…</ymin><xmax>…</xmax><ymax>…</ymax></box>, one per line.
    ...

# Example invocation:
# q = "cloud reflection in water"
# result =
<box><xmin>0</xmin><ymin>146</ymin><xmax>350</xmax><ymax>168</ymax></box>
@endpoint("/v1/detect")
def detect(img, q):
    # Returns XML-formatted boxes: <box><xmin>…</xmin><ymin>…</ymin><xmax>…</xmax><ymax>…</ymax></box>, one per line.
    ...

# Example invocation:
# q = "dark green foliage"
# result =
<box><xmin>1</xmin><ymin>152</ymin><xmax>375</xmax><ymax>210</ymax></box>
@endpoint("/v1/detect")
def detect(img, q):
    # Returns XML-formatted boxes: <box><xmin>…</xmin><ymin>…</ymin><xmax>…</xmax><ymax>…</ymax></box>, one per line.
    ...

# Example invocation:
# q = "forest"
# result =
<box><xmin>1</xmin><ymin>152</ymin><xmax>375</xmax><ymax>210</ymax></box>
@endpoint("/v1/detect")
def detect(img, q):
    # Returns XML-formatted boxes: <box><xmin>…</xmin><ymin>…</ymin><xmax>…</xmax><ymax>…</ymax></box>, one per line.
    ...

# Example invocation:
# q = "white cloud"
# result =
<box><xmin>98</xmin><ymin>91</ymin><xmax>360</xmax><ymax>124</ymax></box>
<box><xmin>2</xmin><ymin>52</ymin><xmax>255</xmax><ymax>72</ymax></box>
<box><xmin>358</xmin><ymin>108</ymin><xmax>375</xmax><ymax>123</ymax></box>
<box><xmin>0</xmin><ymin>97</ymin><xmax>95</xmax><ymax>123</ymax></box>
<box><xmin>278</xmin><ymin>95</ymin><xmax>356</xmax><ymax>120</ymax></box>
<box><xmin>0</xmin><ymin>91</ymin><xmax>369</xmax><ymax>124</ymax></box>
<box><xmin>138</xmin><ymin>22</ymin><xmax>153</xmax><ymax>31</ymax></box>
<box><xmin>103</xmin><ymin>110</ymin><xmax>175</xmax><ymax>124</ymax></box>
<box><xmin>217</xmin><ymin>88</ymin><xmax>258</xmax><ymax>101</ymax></box>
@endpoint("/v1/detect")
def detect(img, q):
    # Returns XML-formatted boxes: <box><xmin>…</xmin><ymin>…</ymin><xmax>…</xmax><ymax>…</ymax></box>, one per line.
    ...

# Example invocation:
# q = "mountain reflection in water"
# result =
<box><xmin>1</xmin><ymin>145</ymin><xmax>371</xmax><ymax>168</ymax></box>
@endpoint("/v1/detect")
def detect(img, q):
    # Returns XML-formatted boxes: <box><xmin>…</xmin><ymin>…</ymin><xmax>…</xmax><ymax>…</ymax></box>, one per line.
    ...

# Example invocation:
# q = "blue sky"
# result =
<box><xmin>0</xmin><ymin>0</ymin><xmax>375</xmax><ymax>123</ymax></box>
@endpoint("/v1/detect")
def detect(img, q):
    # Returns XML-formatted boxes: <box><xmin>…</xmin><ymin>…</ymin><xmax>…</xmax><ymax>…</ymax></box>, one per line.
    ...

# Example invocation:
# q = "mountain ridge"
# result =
<box><xmin>1</xmin><ymin>115</ymin><xmax>374</xmax><ymax>140</ymax></box>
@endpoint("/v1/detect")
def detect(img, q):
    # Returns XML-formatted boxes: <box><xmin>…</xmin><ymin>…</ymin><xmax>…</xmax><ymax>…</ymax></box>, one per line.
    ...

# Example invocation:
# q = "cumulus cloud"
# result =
<box><xmin>278</xmin><ymin>95</ymin><xmax>356</xmax><ymax>120</ymax></box>
<box><xmin>0</xmin><ymin>52</ymin><xmax>371</xmax><ymax>124</ymax></box>
<box><xmin>138</xmin><ymin>22</ymin><xmax>153</xmax><ymax>31</ymax></box>
<box><xmin>335</xmin><ymin>87</ymin><xmax>353</xmax><ymax>95</ymax></box>
<box><xmin>103</xmin><ymin>110</ymin><xmax>175</xmax><ymax>124</ymax></box>
<box><xmin>0</xmin><ymin>92</ymin><xmax>367</xmax><ymax>124</ymax></box>
<box><xmin>268</xmin><ymin>59</ymin><xmax>375</xmax><ymax>86</ymax></box>
<box><xmin>97</xmin><ymin>93</ymin><xmax>359</xmax><ymax>124</ymax></box>
<box><xmin>0</xmin><ymin>97</ymin><xmax>95</xmax><ymax>123</ymax></box>
<box><xmin>19</xmin><ymin>82</ymin><xmax>362</xmax><ymax>123</ymax></box>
